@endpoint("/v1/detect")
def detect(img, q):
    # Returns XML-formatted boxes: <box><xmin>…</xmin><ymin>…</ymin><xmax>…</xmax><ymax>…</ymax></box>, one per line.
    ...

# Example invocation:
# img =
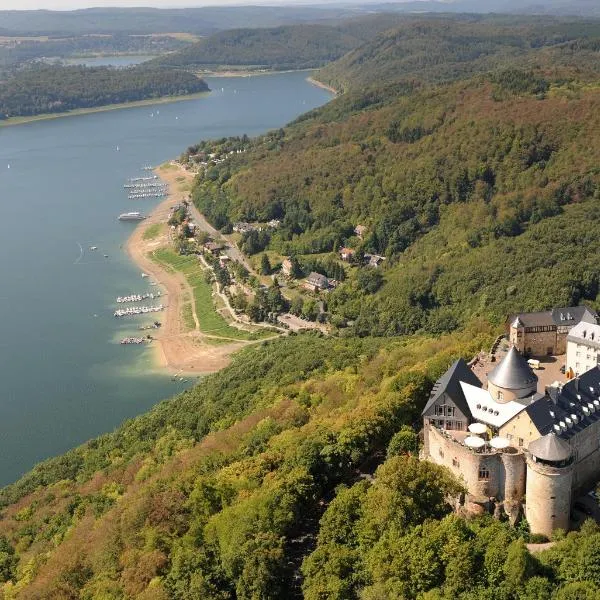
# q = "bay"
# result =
<box><xmin>0</xmin><ymin>71</ymin><xmax>332</xmax><ymax>486</ymax></box>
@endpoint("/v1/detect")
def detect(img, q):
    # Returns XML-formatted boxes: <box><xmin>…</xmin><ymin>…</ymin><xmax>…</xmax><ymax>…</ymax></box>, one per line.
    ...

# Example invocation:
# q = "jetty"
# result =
<box><xmin>120</xmin><ymin>337</ymin><xmax>151</xmax><ymax>345</ymax></box>
<box><xmin>116</xmin><ymin>292</ymin><xmax>161</xmax><ymax>304</ymax></box>
<box><xmin>113</xmin><ymin>304</ymin><xmax>164</xmax><ymax>317</ymax></box>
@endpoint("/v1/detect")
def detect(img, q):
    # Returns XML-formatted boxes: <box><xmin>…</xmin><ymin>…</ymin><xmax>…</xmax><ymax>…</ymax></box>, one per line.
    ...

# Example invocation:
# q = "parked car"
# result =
<box><xmin>574</xmin><ymin>501</ymin><xmax>593</xmax><ymax>516</ymax></box>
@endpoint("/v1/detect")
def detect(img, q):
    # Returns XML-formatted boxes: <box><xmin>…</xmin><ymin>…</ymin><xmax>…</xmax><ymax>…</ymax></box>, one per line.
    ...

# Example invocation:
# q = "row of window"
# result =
<box><xmin>430</xmin><ymin>419</ymin><xmax>465</xmax><ymax>430</ymax></box>
<box><xmin>524</xmin><ymin>326</ymin><xmax>556</xmax><ymax>333</ymax></box>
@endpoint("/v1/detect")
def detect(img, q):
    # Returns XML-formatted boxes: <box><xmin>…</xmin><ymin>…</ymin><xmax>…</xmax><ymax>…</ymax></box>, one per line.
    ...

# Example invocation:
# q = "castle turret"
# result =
<box><xmin>525</xmin><ymin>433</ymin><xmax>573</xmax><ymax>537</ymax></box>
<box><xmin>510</xmin><ymin>317</ymin><xmax>525</xmax><ymax>353</ymax></box>
<box><xmin>487</xmin><ymin>346</ymin><xmax>538</xmax><ymax>403</ymax></box>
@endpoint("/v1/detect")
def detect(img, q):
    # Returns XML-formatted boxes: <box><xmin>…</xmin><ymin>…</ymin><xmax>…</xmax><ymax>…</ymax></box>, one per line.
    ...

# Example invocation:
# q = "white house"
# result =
<box><xmin>566</xmin><ymin>321</ymin><xmax>600</xmax><ymax>377</ymax></box>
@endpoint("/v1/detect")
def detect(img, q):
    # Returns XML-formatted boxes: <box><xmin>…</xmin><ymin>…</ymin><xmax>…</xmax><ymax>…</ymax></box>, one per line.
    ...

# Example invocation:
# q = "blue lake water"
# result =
<box><xmin>0</xmin><ymin>71</ymin><xmax>332</xmax><ymax>486</ymax></box>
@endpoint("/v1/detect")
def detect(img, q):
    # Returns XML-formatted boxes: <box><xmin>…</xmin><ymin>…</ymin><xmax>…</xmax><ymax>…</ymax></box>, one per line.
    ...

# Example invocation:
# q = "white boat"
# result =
<box><xmin>89</xmin><ymin>246</ymin><xmax>97</xmax><ymax>250</ymax></box>
<box><xmin>118</xmin><ymin>212</ymin><xmax>145</xmax><ymax>221</ymax></box>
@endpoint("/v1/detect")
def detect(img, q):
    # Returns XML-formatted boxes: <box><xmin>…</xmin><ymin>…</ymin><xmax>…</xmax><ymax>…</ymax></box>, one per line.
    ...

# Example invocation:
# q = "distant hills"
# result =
<box><xmin>0</xmin><ymin>1</ymin><xmax>599</xmax><ymax>37</ymax></box>
<box><xmin>151</xmin><ymin>16</ymin><xmax>408</xmax><ymax>71</ymax></box>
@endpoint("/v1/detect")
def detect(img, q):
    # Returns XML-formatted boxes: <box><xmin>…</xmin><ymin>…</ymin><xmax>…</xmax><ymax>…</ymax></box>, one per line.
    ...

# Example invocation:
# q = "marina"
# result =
<box><xmin>113</xmin><ymin>304</ymin><xmax>164</xmax><ymax>317</ymax></box>
<box><xmin>120</xmin><ymin>337</ymin><xmax>151</xmax><ymax>345</ymax></box>
<box><xmin>116</xmin><ymin>291</ymin><xmax>161</xmax><ymax>303</ymax></box>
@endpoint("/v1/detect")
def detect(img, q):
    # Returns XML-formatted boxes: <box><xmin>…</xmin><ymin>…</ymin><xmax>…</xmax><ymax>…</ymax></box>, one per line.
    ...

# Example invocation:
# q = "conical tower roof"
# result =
<box><xmin>529</xmin><ymin>433</ymin><xmax>571</xmax><ymax>462</ymax></box>
<box><xmin>488</xmin><ymin>346</ymin><xmax>538</xmax><ymax>390</ymax></box>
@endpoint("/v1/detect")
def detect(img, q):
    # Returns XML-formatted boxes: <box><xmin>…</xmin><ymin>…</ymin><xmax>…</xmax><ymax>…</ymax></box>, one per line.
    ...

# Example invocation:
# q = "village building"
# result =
<box><xmin>281</xmin><ymin>258</ymin><xmax>293</xmax><ymax>277</ymax></box>
<box><xmin>304</xmin><ymin>272</ymin><xmax>329</xmax><ymax>292</ymax></box>
<box><xmin>566</xmin><ymin>322</ymin><xmax>600</xmax><ymax>377</ymax></box>
<box><xmin>364</xmin><ymin>253</ymin><xmax>385</xmax><ymax>268</ymax></box>
<box><xmin>340</xmin><ymin>247</ymin><xmax>355</xmax><ymax>262</ymax></box>
<box><xmin>508</xmin><ymin>305</ymin><xmax>597</xmax><ymax>356</ymax></box>
<box><xmin>354</xmin><ymin>224</ymin><xmax>367</xmax><ymax>239</ymax></box>
<box><xmin>422</xmin><ymin>344</ymin><xmax>600</xmax><ymax>537</ymax></box>
<box><xmin>203</xmin><ymin>241</ymin><xmax>224</xmax><ymax>255</ymax></box>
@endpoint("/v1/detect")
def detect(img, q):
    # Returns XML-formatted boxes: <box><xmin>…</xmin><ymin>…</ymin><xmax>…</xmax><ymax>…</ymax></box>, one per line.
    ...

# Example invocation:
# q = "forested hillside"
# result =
<box><xmin>0</xmin><ymin>64</ymin><xmax>208</xmax><ymax>119</ymax></box>
<box><xmin>4</xmin><ymin>14</ymin><xmax>600</xmax><ymax>600</ymax></box>
<box><xmin>189</xmin><ymin>17</ymin><xmax>600</xmax><ymax>336</ymax></box>
<box><xmin>151</xmin><ymin>17</ymin><xmax>407</xmax><ymax>71</ymax></box>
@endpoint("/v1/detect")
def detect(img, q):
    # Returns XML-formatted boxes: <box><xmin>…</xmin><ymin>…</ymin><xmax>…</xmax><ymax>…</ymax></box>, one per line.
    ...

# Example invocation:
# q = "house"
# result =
<box><xmin>281</xmin><ymin>258</ymin><xmax>293</xmax><ymax>277</ymax></box>
<box><xmin>340</xmin><ymin>247</ymin><xmax>355</xmax><ymax>262</ymax></box>
<box><xmin>423</xmin><ymin>345</ymin><xmax>600</xmax><ymax>537</ymax></box>
<box><xmin>267</xmin><ymin>219</ymin><xmax>281</xmax><ymax>229</ymax></box>
<box><xmin>508</xmin><ymin>305</ymin><xmax>598</xmax><ymax>356</ymax></box>
<box><xmin>203</xmin><ymin>241</ymin><xmax>224</xmax><ymax>255</ymax></box>
<box><xmin>304</xmin><ymin>272</ymin><xmax>329</xmax><ymax>292</ymax></box>
<box><xmin>233</xmin><ymin>222</ymin><xmax>254</xmax><ymax>233</ymax></box>
<box><xmin>354</xmin><ymin>224</ymin><xmax>367</xmax><ymax>239</ymax></box>
<box><xmin>364</xmin><ymin>253</ymin><xmax>385</xmax><ymax>268</ymax></box>
<box><xmin>566</xmin><ymin>321</ymin><xmax>600</xmax><ymax>377</ymax></box>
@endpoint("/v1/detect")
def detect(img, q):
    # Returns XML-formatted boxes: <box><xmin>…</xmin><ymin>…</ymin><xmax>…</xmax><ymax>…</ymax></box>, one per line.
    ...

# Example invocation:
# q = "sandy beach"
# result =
<box><xmin>126</xmin><ymin>164</ymin><xmax>247</xmax><ymax>375</ymax></box>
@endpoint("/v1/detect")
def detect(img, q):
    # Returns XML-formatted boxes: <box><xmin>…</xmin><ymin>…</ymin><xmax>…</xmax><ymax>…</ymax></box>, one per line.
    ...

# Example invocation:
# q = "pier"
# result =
<box><xmin>116</xmin><ymin>291</ymin><xmax>161</xmax><ymax>304</ymax></box>
<box><xmin>114</xmin><ymin>304</ymin><xmax>164</xmax><ymax>317</ymax></box>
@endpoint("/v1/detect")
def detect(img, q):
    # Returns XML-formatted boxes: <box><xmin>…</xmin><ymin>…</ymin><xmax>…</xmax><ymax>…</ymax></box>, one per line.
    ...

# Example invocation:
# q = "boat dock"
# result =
<box><xmin>116</xmin><ymin>291</ymin><xmax>161</xmax><ymax>304</ymax></box>
<box><xmin>114</xmin><ymin>304</ymin><xmax>164</xmax><ymax>317</ymax></box>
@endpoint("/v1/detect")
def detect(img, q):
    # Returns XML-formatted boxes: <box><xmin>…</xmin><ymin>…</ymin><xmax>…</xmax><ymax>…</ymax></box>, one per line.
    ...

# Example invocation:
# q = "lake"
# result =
<box><xmin>0</xmin><ymin>71</ymin><xmax>332</xmax><ymax>486</ymax></box>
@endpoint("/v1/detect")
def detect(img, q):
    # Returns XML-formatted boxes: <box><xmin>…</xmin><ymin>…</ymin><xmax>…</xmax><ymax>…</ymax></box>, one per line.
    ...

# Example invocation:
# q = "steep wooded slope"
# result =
<box><xmin>150</xmin><ymin>16</ymin><xmax>408</xmax><ymax>70</ymax></box>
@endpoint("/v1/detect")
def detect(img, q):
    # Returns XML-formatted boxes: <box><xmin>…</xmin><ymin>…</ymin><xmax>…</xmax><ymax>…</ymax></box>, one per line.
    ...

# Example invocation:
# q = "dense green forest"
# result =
<box><xmin>0</xmin><ymin>64</ymin><xmax>209</xmax><ymax>119</ymax></box>
<box><xmin>151</xmin><ymin>17</ymin><xmax>407</xmax><ymax>71</ymax></box>
<box><xmin>189</xmin><ymin>17</ymin><xmax>600</xmax><ymax>336</ymax></box>
<box><xmin>4</xmin><ymin>12</ymin><xmax>600</xmax><ymax>600</ymax></box>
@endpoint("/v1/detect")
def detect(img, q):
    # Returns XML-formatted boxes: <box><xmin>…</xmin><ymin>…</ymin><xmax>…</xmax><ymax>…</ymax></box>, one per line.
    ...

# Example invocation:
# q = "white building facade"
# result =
<box><xmin>566</xmin><ymin>322</ymin><xmax>600</xmax><ymax>377</ymax></box>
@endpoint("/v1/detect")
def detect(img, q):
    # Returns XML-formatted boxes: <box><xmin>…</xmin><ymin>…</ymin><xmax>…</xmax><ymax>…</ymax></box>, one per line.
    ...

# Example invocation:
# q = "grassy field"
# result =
<box><xmin>142</xmin><ymin>223</ymin><xmax>162</xmax><ymax>241</ymax></box>
<box><xmin>151</xmin><ymin>248</ymin><xmax>266</xmax><ymax>340</ymax></box>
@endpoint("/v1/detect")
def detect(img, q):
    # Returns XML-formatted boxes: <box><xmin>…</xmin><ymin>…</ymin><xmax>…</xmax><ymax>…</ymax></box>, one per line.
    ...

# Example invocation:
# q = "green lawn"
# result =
<box><xmin>151</xmin><ymin>248</ymin><xmax>266</xmax><ymax>340</ymax></box>
<box><xmin>143</xmin><ymin>223</ymin><xmax>162</xmax><ymax>241</ymax></box>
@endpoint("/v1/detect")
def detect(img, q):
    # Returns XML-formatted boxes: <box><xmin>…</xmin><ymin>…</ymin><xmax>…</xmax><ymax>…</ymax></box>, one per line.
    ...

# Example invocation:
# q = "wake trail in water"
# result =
<box><xmin>74</xmin><ymin>242</ymin><xmax>84</xmax><ymax>265</ymax></box>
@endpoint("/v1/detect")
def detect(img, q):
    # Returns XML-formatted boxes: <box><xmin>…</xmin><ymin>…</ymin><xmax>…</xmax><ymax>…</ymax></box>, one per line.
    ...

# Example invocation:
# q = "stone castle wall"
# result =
<box><xmin>525</xmin><ymin>456</ymin><xmax>573</xmax><ymax>537</ymax></box>
<box><xmin>424</xmin><ymin>425</ymin><xmax>527</xmax><ymax>502</ymax></box>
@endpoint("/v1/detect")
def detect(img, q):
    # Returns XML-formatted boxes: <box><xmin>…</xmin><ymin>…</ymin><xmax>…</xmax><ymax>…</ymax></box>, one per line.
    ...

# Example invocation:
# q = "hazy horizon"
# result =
<box><xmin>0</xmin><ymin>0</ymin><xmax>401</xmax><ymax>10</ymax></box>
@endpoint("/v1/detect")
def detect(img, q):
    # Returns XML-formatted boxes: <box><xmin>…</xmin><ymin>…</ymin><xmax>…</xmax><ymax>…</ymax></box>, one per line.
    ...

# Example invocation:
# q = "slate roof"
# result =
<box><xmin>528</xmin><ymin>433</ymin><xmax>572</xmax><ymax>462</ymax></box>
<box><xmin>487</xmin><ymin>347</ymin><xmax>538</xmax><ymax>390</ymax></box>
<box><xmin>508</xmin><ymin>305</ymin><xmax>598</xmax><ymax>329</ymax></box>
<box><xmin>551</xmin><ymin>305</ymin><xmax>597</xmax><ymax>327</ymax></box>
<box><xmin>306</xmin><ymin>272</ymin><xmax>329</xmax><ymax>288</ymax></box>
<box><xmin>422</xmin><ymin>358</ymin><xmax>482</xmax><ymax>418</ymax></box>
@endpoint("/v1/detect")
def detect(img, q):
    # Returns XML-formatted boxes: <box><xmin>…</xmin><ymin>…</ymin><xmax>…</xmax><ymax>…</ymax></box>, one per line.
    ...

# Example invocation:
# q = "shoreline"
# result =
<box><xmin>306</xmin><ymin>76</ymin><xmax>339</xmax><ymax>96</ymax></box>
<box><xmin>125</xmin><ymin>164</ymin><xmax>247</xmax><ymax>376</ymax></box>
<box><xmin>0</xmin><ymin>91</ymin><xmax>210</xmax><ymax>128</ymax></box>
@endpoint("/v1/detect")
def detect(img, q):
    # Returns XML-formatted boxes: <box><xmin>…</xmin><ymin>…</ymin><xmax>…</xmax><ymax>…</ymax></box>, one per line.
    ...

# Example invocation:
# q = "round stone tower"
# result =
<box><xmin>487</xmin><ymin>346</ymin><xmax>538</xmax><ymax>403</ymax></box>
<box><xmin>525</xmin><ymin>433</ymin><xmax>573</xmax><ymax>537</ymax></box>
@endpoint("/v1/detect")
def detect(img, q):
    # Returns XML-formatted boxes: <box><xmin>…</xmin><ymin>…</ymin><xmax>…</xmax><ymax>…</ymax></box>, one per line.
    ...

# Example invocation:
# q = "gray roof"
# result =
<box><xmin>551</xmin><ymin>305</ymin><xmax>597</xmax><ymax>326</ymax></box>
<box><xmin>487</xmin><ymin>347</ymin><xmax>538</xmax><ymax>390</ymax></box>
<box><xmin>508</xmin><ymin>305</ymin><xmax>598</xmax><ymax>329</ymax></box>
<box><xmin>306</xmin><ymin>272</ymin><xmax>329</xmax><ymax>286</ymax></box>
<box><xmin>528</xmin><ymin>433</ymin><xmax>571</xmax><ymax>462</ymax></box>
<box><xmin>422</xmin><ymin>358</ymin><xmax>482</xmax><ymax>419</ymax></box>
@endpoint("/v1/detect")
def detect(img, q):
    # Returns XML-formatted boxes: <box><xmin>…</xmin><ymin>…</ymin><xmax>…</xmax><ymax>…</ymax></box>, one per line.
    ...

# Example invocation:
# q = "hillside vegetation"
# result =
<box><xmin>151</xmin><ymin>17</ymin><xmax>407</xmax><ymax>71</ymax></box>
<box><xmin>189</xmin><ymin>17</ymin><xmax>600</xmax><ymax>336</ymax></box>
<box><xmin>0</xmin><ymin>64</ymin><xmax>208</xmax><ymax>119</ymax></box>
<box><xmin>4</xmin><ymin>13</ymin><xmax>600</xmax><ymax>600</ymax></box>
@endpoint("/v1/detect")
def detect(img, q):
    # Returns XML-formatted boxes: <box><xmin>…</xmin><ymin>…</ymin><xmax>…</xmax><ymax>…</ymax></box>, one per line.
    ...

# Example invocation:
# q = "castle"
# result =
<box><xmin>423</xmin><ymin>309</ymin><xmax>600</xmax><ymax>537</ymax></box>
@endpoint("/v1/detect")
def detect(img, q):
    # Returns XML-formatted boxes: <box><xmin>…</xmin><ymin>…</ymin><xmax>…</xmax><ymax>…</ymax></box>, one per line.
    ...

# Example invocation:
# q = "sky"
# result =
<box><xmin>0</xmin><ymin>0</ymin><xmax>347</xmax><ymax>9</ymax></box>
